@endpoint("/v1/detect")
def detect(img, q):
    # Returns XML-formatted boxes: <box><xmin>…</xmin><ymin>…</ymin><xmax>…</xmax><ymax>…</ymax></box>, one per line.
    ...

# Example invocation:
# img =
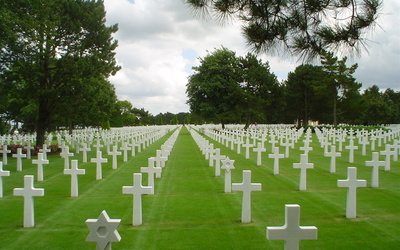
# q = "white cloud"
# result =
<box><xmin>104</xmin><ymin>0</ymin><xmax>400</xmax><ymax>115</ymax></box>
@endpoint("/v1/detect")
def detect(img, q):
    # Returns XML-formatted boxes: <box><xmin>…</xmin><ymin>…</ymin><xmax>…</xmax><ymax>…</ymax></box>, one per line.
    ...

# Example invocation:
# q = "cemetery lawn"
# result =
<box><xmin>0</xmin><ymin>126</ymin><xmax>399</xmax><ymax>249</ymax></box>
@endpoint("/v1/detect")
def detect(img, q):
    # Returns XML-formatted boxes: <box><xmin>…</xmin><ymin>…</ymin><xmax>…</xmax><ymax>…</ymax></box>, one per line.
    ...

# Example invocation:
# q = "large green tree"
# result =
<box><xmin>185</xmin><ymin>0</ymin><xmax>382</xmax><ymax>60</ymax></box>
<box><xmin>317</xmin><ymin>51</ymin><xmax>360</xmax><ymax>126</ymax></box>
<box><xmin>382</xmin><ymin>89</ymin><xmax>400</xmax><ymax>124</ymax></box>
<box><xmin>186</xmin><ymin>47</ymin><xmax>242</xmax><ymax>128</ymax></box>
<box><xmin>53</xmin><ymin>77</ymin><xmax>117</xmax><ymax>130</ymax></box>
<box><xmin>284</xmin><ymin>64</ymin><xmax>325</xmax><ymax>126</ymax></box>
<box><xmin>186</xmin><ymin>47</ymin><xmax>280</xmax><ymax>128</ymax></box>
<box><xmin>238</xmin><ymin>53</ymin><xmax>282</xmax><ymax>127</ymax></box>
<box><xmin>110</xmin><ymin>100</ymin><xmax>137</xmax><ymax>127</ymax></box>
<box><xmin>0</xmin><ymin>0</ymin><xmax>120</xmax><ymax>145</ymax></box>
<box><xmin>361</xmin><ymin>85</ymin><xmax>400</xmax><ymax>125</ymax></box>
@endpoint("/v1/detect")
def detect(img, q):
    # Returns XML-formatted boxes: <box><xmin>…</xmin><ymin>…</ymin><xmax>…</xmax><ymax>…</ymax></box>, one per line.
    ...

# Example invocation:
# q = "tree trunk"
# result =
<box><xmin>36</xmin><ymin>98</ymin><xmax>51</xmax><ymax>147</ymax></box>
<box><xmin>69</xmin><ymin>122</ymin><xmax>74</xmax><ymax>135</ymax></box>
<box><xmin>304</xmin><ymin>90</ymin><xmax>308</xmax><ymax>127</ymax></box>
<box><xmin>333</xmin><ymin>97</ymin><xmax>337</xmax><ymax>126</ymax></box>
<box><xmin>243</xmin><ymin>113</ymin><xmax>252</xmax><ymax>130</ymax></box>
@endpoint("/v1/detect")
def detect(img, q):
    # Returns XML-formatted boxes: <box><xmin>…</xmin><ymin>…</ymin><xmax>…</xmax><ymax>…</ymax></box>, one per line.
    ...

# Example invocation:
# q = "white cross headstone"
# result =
<box><xmin>293</xmin><ymin>154</ymin><xmax>314</xmax><ymax>191</ymax></box>
<box><xmin>320</xmin><ymin>137</ymin><xmax>331</xmax><ymax>154</ymax></box>
<box><xmin>120</xmin><ymin>142</ymin><xmax>130</xmax><ymax>162</ymax></box>
<box><xmin>269</xmin><ymin>135</ymin><xmax>278</xmax><ymax>152</ymax></box>
<box><xmin>140</xmin><ymin>158</ymin><xmax>161</xmax><ymax>194</ymax></box>
<box><xmin>104</xmin><ymin>139</ymin><xmax>112</xmax><ymax>154</ymax></box>
<box><xmin>0</xmin><ymin>162</ymin><xmax>10</xmax><ymax>198</ymax></box>
<box><xmin>390</xmin><ymin>140</ymin><xmax>400</xmax><ymax>161</ymax></box>
<box><xmin>221</xmin><ymin>157</ymin><xmax>235</xmax><ymax>193</ymax></box>
<box><xmin>160</xmin><ymin>149</ymin><xmax>169</xmax><ymax>168</ymax></box>
<box><xmin>337</xmin><ymin>167</ymin><xmax>367</xmax><ymax>218</ymax></box>
<box><xmin>232</xmin><ymin>170</ymin><xmax>262</xmax><ymax>223</ymax></box>
<box><xmin>208</xmin><ymin>148</ymin><xmax>217</xmax><ymax>167</ymax></box>
<box><xmin>122</xmin><ymin>173</ymin><xmax>153</xmax><ymax>226</ymax></box>
<box><xmin>359</xmin><ymin>136</ymin><xmax>370</xmax><ymax>156</ymax></box>
<box><xmin>210</xmin><ymin>148</ymin><xmax>225</xmax><ymax>177</ymax></box>
<box><xmin>0</xmin><ymin>145</ymin><xmax>11</xmax><ymax>165</ymax></box>
<box><xmin>345</xmin><ymin>139</ymin><xmax>358</xmax><ymax>163</ymax></box>
<box><xmin>108</xmin><ymin>146</ymin><xmax>121</xmax><ymax>170</ymax></box>
<box><xmin>269</xmin><ymin>147</ymin><xmax>285</xmax><ymax>175</ymax></box>
<box><xmin>13</xmin><ymin>148</ymin><xmax>26</xmax><ymax>172</ymax></box>
<box><xmin>336</xmin><ymin>134</ymin><xmax>345</xmax><ymax>152</ymax></box>
<box><xmin>60</xmin><ymin>146</ymin><xmax>74</xmax><ymax>169</ymax></box>
<box><xmin>242</xmin><ymin>137</ymin><xmax>253</xmax><ymax>159</ymax></box>
<box><xmin>365</xmin><ymin>152</ymin><xmax>385</xmax><ymax>188</ymax></box>
<box><xmin>204</xmin><ymin>143</ymin><xmax>214</xmax><ymax>160</ymax></box>
<box><xmin>13</xmin><ymin>175</ymin><xmax>45</xmax><ymax>227</ymax></box>
<box><xmin>86</xmin><ymin>210</ymin><xmax>121</xmax><ymax>250</ymax></box>
<box><xmin>80</xmin><ymin>143</ymin><xmax>91</xmax><ymax>163</ymax></box>
<box><xmin>380</xmin><ymin>144</ymin><xmax>395</xmax><ymax>171</ymax></box>
<box><xmin>64</xmin><ymin>160</ymin><xmax>85</xmax><ymax>197</ymax></box>
<box><xmin>72</xmin><ymin>139</ymin><xmax>80</xmax><ymax>154</ymax></box>
<box><xmin>32</xmin><ymin>153</ymin><xmax>49</xmax><ymax>182</ymax></box>
<box><xmin>370</xmin><ymin>135</ymin><xmax>376</xmax><ymax>151</ymax></box>
<box><xmin>281</xmin><ymin>139</ymin><xmax>292</xmax><ymax>158</ymax></box>
<box><xmin>324</xmin><ymin>145</ymin><xmax>341</xmax><ymax>173</ymax></box>
<box><xmin>267</xmin><ymin>204</ymin><xmax>318</xmax><ymax>250</ymax></box>
<box><xmin>154</xmin><ymin>150</ymin><xmax>167</xmax><ymax>168</ymax></box>
<box><xmin>93</xmin><ymin>139</ymin><xmax>104</xmax><ymax>152</ymax></box>
<box><xmin>39</xmin><ymin>144</ymin><xmax>51</xmax><ymax>160</ymax></box>
<box><xmin>128</xmin><ymin>139</ymin><xmax>136</xmax><ymax>157</ymax></box>
<box><xmin>253</xmin><ymin>142</ymin><xmax>266</xmax><ymax>166</ymax></box>
<box><xmin>136</xmin><ymin>138</ymin><xmax>142</xmax><ymax>153</ymax></box>
<box><xmin>91</xmin><ymin>151</ymin><xmax>108</xmax><ymax>180</ymax></box>
<box><xmin>299</xmin><ymin>142</ymin><xmax>313</xmax><ymax>155</ymax></box>
<box><xmin>236</xmin><ymin>137</ymin><xmax>243</xmax><ymax>154</ymax></box>
<box><xmin>24</xmin><ymin>141</ymin><xmax>34</xmax><ymax>160</ymax></box>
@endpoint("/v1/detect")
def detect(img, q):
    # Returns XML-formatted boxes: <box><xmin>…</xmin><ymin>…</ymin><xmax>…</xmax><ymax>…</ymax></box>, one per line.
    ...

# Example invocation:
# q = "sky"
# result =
<box><xmin>103</xmin><ymin>0</ymin><xmax>400</xmax><ymax>115</ymax></box>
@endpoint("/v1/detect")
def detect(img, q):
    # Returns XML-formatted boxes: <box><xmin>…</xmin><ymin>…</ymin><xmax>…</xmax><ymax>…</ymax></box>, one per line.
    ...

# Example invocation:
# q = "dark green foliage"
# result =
<box><xmin>185</xmin><ymin>0</ymin><xmax>382</xmax><ymax>61</ymax></box>
<box><xmin>360</xmin><ymin>85</ymin><xmax>400</xmax><ymax>125</ymax></box>
<box><xmin>282</xmin><ymin>61</ymin><xmax>399</xmax><ymax>126</ymax></box>
<box><xmin>0</xmin><ymin>0</ymin><xmax>120</xmax><ymax>145</ymax></box>
<box><xmin>283</xmin><ymin>64</ymin><xmax>325</xmax><ymax>126</ymax></box>
<box><xmin>186</xmin><ymin>47</ymin><xmax>242</xmax><ymax>127</ymax></box>
<box><xmin>186</xmin><ymin>47</ymin><xmax>282</xmax><ymax>128</ymax></box>
<box><xmin>315</xmin><ymin>51</ymin><xmax>361</xmax><ymax>126</ymax></box>
<box><xmin>153</xmin><ymin>112</ymin><xmax>192</xmax><ymax>125</ymax></box>
<box><xmin>110</xmin><ymin>100</ymin><xmax>137</xmax><ymax>127</ymax></box>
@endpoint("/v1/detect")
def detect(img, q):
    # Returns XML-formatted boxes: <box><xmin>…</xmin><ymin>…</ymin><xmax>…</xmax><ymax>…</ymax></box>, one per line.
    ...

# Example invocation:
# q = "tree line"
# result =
<box><xmin>186</xmin><ymin>47</ymin><xmax>400</xmax><ymax>128</ymax></box>
<box><xmin>108</xmin><ymin>100</ymin><xmax>191</xmax><ymax>127</ymax></box>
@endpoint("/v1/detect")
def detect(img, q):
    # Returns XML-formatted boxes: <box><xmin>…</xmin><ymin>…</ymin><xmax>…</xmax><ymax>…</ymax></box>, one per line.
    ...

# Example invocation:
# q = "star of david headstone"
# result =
<box><xmin>86</xmin><ymin>210</ymin><xmax>121</xmax><ymax>250</ymax></box>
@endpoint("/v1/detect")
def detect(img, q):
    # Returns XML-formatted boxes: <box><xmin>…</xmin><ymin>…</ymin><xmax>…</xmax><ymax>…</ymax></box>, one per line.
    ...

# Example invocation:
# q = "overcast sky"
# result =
<box><xmin>104</xmin><ymin>0</ymin><xmax>400</xmax><ymax>115</ymax></box>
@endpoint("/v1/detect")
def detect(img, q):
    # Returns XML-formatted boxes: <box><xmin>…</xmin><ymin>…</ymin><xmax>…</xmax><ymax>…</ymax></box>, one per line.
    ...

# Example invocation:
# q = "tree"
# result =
<box><xmin>360</xmin><ymin>85</ymin><xmax>400</xmax><ymax>125</ymax></box>
<box><xmin>382</xmin><ymin>89</ymin><xmax>400</xmax><ymax>124</ymax></box>
<box><xmin>361</xmin><ymin>85</ymin><xmax>388</xmax><ymax>125</ymax></box>
<box><xmin>317</xmin><ymin>51</ymin><xmax>360</xmax><ymax>126</ymax></box>
<box><xmin>337</xmin><ymin>85</ymin><xmax>364</xmax><ymax>124</ymax></box>
<box><xmin>186</xmin><ymin>47</ymin><xmax>242</xmax><ymax>128</ymax></box>
<box><xmin>284</xmin><ymin>64</ymin><xmax>324</xmax><ymax>126</ymax></box>
<box><xmin>110</xmin><ymin>100</ymin><xmax>136</xmax><ymax>127</ymax></box>
<box><xmin>53</xmin><ymin>77</ymin><xmax>117</xmax><ymax>131</ymax></box>
<box><xmin>237</xmin><ymin>53</ymin><xmax>282</xmax><ymax>128</ymax></box>
<box><xmin>131</xmin><ymin>108</ymin><xmax>152</xmax><ymax>125</ymax></box>
<box><xmin>185</xmin><ymin>0</ymin><xmax>382</xmax><ymax>60</ymax></box>
<box><xmin>0</xmin><ymin>0</ymin><xmax>120</xmax><ymax>145</ymax></box>
<box><xmin>187</xmin><ymin>47</ymin><xmax>281</xmax><ymax>128</ymax></box>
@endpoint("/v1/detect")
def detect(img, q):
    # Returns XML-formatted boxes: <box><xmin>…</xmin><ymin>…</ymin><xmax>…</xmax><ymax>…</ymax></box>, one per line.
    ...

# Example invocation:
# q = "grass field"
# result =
<box><xmin>0</xmin><ymin>126</ymin><xmax>399</xmax><ymax>249</ymax></box>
